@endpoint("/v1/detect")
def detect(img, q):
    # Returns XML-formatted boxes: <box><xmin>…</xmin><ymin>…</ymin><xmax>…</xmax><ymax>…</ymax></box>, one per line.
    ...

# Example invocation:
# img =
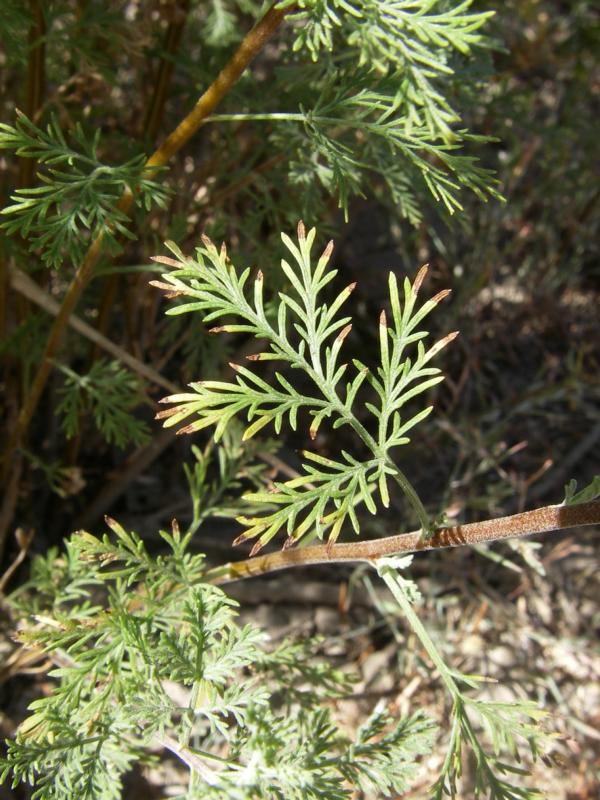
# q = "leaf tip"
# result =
<box><xmin>322</xmin><ymin>239</ymin><xmax>334</xmax><ymax>260</ymax></box>
<box><xmin>413</xmin><ymin>264</ymin><xmax>429</xmax><ymax>295</ymax></box>
<box><xmin>149</xmin><ymin>255</ymin><xmax>180</xmax><ymax>269</ymax></box>
<box><xmin>336</xmin><ymin>323</ymin><xmax>352</xmax><ymax>345</ymax></box>
<box><xmin>249</xmin><ymin>540</ymin><xmax>264</xmax><ymax>557</ymax></box>
<box><xmin>432</xmin><ymin>288</ymin><xmax>452</xmax><ymax>305</ymax></box>
<box><xmin>177</xmin><ymin>422</ymin><xmax>197</xmax><ymax>435</ymax></box>
<box><xmin>297</xmin><ymin>220</ymin><xmax>306</xmax><ymax>240</ymax></box>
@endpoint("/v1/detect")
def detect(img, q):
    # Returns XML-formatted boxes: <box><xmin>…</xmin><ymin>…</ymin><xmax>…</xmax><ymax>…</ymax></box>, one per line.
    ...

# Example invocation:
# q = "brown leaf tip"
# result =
<box><xmin>150</xmin><ymin>256</ymin><xmax>180</xmax><ymax>269</ymax></box>
<box><xmin>336</xmin><ymin>323</ymin><xmax>352</xmax><ymax>344</ymax></box>
<box><xmin>209</xmin><ymin>326</ymin><xmax>226</xmax><ymax>334</ymax></box>
<box><xmin>283</xmin><ymin>536</ymin><xmax>296</xmax><ymax>551</ymax></box>
<box><xmin>430</xmin><ymin>330</ymin><xmax>459</xmax><ymax>358</ymax></box>
<box><xmin>432</xmin><ymin>289</ymin><xmax>451</xmax><ymax>305</ymax></box>
<box><xmin>413</xmin><ymin>264</ymin><xmax>429</xmax><ymax>295</ymax></box>
<box><xmin>347</xmin><ymin>281</ymin><xmax>357</xmax><ymax>293</ymax></box>
<box><xmin>228</xmin><ymin>362</ymin><xmax>241</xmax><ymax>372</ymax></box>
<box><xmin>149</xmin><ymin>280</ymin><xmax>183</xmax><ymax>298</ymax></box>
<box><xmin>232</xmin><ymin>532</ymin><xmax>249</xmax><ymax>547</ymax></box>
<box><xmin>322</xmin><ymin>240</ymin><xmax>334</xmax><ymax>260</ymax></box>
<box><xmin>177</xmin><ymin>423</ymin><xmax>197</xmax><ymax>435</ymax></box>
<box><xmin>297</xmin><ymin>220</ymin><xmax>306</xmax><ymax>240</ymax></box>
<box><xmin>249</xmin><ymin>540</ymin><xmax>264</xmax><ymax>557</ymax></box>
<box><xmin>256</xmin><ymin>269</ymin><xmax>264</xmax><ymax>282</ymax></box>
<box><xmin>379</xmin><ymin>309</ymin><xmax>387</xmax><ymax>327</ymax></box>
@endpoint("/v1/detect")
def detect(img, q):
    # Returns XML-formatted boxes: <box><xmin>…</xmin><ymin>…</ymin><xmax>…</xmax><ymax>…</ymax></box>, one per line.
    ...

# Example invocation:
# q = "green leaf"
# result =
<box><xmin>562</xmin><ymin>475</ymin><xmax>600</xmax><ymax>505</ymax></box>
<box><xmin>155</xmin><ymin>224</ymin><xmax>455</xmax><ymax>545</ymax></box>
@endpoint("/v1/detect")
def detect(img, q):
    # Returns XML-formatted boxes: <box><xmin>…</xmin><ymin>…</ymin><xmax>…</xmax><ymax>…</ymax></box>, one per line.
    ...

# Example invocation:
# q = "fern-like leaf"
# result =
<box><xmin>153</xmin><ymin>223</ymin><xmax>455</xmax><ymax>547</ymax></box>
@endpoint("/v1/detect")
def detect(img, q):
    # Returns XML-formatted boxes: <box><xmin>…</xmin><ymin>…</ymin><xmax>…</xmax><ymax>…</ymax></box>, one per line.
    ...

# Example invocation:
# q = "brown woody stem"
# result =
<box><xmin>207</xmin><ymin>500</ymin><xmax>600</xmax><ymax>584</ymax></box>
<box><xmin>142</xmin><ymin>0</ymin><xmax>191</xmax><ymax>144</ymax></box>
<box><xmin>0</xmin><ymin>4</ymin><xmax>289</xmax><ymax>483</ymax></box>
<box><xmin>19</xmin><ymin>0</ymin><xmax>46</xmax><ymax>188</ymax></box>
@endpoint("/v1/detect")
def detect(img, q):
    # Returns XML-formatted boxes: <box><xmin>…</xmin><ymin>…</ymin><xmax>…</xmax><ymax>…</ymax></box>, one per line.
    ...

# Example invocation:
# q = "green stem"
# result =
<box><xmin>387</xmin><ymin>464</ymin><xmax>431</xmax><ymax>532</ymax></box>
<box><xmin>377</xmin><ymin>561</ymin><xmax>460</xmax><ymax>698</ymax></box>
<box><xmin>206</xmin><ymin>112</ymin><xmax>306</xmax><ymax>123</ymax></box>
<box><xmin>204</xmin><ymin>112</ymin><xmax>430</xmax><ymax>147</ymax></box>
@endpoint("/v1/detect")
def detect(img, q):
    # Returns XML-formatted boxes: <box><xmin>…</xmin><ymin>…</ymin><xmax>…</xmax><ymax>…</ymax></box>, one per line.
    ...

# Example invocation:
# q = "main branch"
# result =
<box><xmin>207</xmin><ymin>500</ymin><xmax>600</xmax><ymax>584</ymax></box>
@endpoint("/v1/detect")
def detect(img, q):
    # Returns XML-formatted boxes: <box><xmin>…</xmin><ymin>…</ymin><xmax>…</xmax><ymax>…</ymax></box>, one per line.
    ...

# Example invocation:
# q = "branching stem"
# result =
<box><xmin>206</xmin><ymin>500</ymin><xmax>600</xmax><ymax>584</ymax></box>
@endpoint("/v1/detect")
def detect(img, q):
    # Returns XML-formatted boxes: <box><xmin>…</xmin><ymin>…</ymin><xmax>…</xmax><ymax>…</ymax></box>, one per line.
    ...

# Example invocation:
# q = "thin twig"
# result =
<box><xmin>0</xmin><ymin>528</ymin><xmax>34</xmax><ymax>594</ymax></box>
<box><xmin>9</xmin><ymin>266</ymin><xmax>179</xmax><ymax>394</ymax></box>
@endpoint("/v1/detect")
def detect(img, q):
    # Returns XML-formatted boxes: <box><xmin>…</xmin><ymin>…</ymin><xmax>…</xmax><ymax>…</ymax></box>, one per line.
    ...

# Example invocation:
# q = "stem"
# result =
<box><xmin>19</xmin><ymin>0</ymin><xmax>46</xmax><ymax>188</ymax></box>
<box><xmin>207</xmin><ymin>113</ymin><xmax>307</xmax><ymax>123</ymax></box>
<box><xmin>8</xmin><ymin>266</ymin><xmax>178</xmax><ymax>393</ymax></box>
<box><xmin>388</xmin><ymin>464</ymin><xmax>431</xmax><ymax>532</ymax></box>
<box><xmin>145</xmin><ymin>5</ymin><xmax>289</xmax><ymax>172</ymax></box>
<box><xmin>0</xmin><ymin>3</ymin><xmax>290</xmax><ymax>484</ymax></box>
<box><xmin>142</xmin><ymin>0</ymin><xmax>191</xmax><ymax>144</ymax></box>
<box><xmin>377</xmin><ymin>563</ymin><xmax>460</xmax><ymax>698</ymax></box>
<box><xmin>206</xmin><ymin>499</ymin><xmax>600</xmax><ymax>584</ymax></box>
<box><xmin>153</xmin><ymin>732</ymin><xmax>222</xmax><ymax>785</ymax></box>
